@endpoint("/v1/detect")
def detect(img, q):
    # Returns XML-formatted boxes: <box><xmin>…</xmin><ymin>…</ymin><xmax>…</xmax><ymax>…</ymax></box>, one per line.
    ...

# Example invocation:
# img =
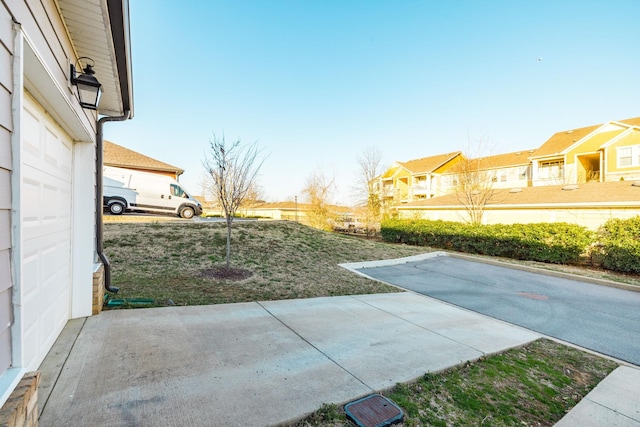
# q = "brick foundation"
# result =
<box><xmin>0</xmin><ymin>372</ymin><xmax>40</xmax><ymax>427</ymax></box>
<box><xmin>92</xmin><ymin>264</ymin><xmax>105</xmax><ymax>315</ymax></box>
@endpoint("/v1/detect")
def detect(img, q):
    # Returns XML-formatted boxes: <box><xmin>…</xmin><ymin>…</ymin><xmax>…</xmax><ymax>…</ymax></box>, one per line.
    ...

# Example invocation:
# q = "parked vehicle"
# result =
<box><xmin>103</xmin><ymin>166</ymin><xmax>202</xmax><ymax>218</ymax></box>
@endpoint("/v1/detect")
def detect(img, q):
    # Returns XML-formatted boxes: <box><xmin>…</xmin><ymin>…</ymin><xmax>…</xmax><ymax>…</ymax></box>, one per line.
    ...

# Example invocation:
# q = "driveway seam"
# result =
<box><xmin>583</xmin><ymin>398</ymin><xmax>639</xmax><ymax>423</ymax></box>
<box><xmin>350</xmin><ymin>295</ymin><xmax>489</xmax><ymax>357</ymax></box>
<box><xmin>255</xmin><ymin>301</ymin><xmax>375</xmax><ymax>393</ymax></box>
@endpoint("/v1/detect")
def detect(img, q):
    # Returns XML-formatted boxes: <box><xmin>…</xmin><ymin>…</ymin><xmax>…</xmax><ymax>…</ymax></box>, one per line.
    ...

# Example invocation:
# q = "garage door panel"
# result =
<box><xmin>40</xmin><ymin>292</ymin><xmax>67</xmax><ymax>347</ymax></box>
<box><xmin>20</xmin><ymin>171</ymin><xmax>40</xmax><ymax>224</ymax></box>
<box><xmin>21</xmin><ymin>106</ymin><xmax>40</xmax><ymax>156</ymax></box>
<box><xmin>44</xmin><ymin>125</ymin><xmax>72</xmax><ymax>178</ymax></box>
<box><xmin>19</xmin><ymin>94</ymin><xmax>73</xmax><ymax>370</ymax></box>
<box><xmin>21</xmin><ymin>164</ymin><xmax>72</xmax><ymax>241</ymax></box>
<box><xmin>22</xmin><ymin>109</ymin><xmax>72</xmax><ymax>179</ymax></box>
<box><xmin>20</xmin><ymin>268</ymin><xmax>68</xmax><ymax>368</ymax></box>
<box><xmin>21</xmin><ymin>321</ymin><xmax>38</xmax><ymax>368</ymax></box>
<box><xmin>44</xmin><ymin>142</ymin><xmax>71</xmax><ymax>181</ymax></box>
<box><xmin>20</xmin><ymin>248</ymin><xmax>39</xmax><ymax>299</ymax></box>
<box><xmin>21</xmin><ymin>229</ymin><xmax>71</xmax><ymax>298</ymax></box>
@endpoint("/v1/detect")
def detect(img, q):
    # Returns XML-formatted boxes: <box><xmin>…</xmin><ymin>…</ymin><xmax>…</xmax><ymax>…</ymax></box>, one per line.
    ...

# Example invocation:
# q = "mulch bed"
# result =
<box><xmin>200</xmin><ymin>267</ymin><xmax>254</xmax><ymax>281</ymax></box>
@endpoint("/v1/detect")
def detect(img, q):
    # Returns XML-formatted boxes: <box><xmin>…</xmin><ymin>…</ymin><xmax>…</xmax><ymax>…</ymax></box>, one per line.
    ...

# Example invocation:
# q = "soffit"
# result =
<box><xmin>57</xmin><ymin>0</ymin><xmax>132</xmax><ymax>116</ymax></box>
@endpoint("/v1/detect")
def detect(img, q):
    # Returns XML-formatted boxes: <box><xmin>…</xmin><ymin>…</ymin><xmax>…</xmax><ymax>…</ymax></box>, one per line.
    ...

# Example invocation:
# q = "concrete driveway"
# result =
<box><xmin>38</xmin><ymin>293</ymin><xmax>538</xmax><ymax>426</ymax></box>
<box><xmin>37</xmin><ymin>253</ymin><xmax>640</xmax><ymax>426</ymax></box>
<box><xmin>349</xmin><ymin>252</ymin><xmax>640</xmax><ymax>365</ymax></box>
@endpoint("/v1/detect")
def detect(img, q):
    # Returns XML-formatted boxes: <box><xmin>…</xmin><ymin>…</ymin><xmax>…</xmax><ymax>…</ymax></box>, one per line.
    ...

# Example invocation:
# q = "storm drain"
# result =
<box><xmin>344</xmin><ymin>394</ymin><xmax>403</xmax><ymax>427</ymax></box>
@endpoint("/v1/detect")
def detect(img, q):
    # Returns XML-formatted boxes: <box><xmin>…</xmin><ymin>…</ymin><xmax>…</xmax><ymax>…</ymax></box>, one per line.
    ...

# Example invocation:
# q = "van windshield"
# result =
<box><xmin>171</xmin><ymin>184</ymin><xmax>188</xmax><ymax>198</ymax></box>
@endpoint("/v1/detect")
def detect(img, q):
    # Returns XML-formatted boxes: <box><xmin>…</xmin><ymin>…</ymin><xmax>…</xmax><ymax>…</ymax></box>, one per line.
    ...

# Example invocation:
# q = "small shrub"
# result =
<box><xmin>596</xmin><ymin>216</ymin><xmax>640</xmax><ymax>274</ymax></box>
<box><xmin>380</xmin><ymin>219</ymin><xmax>593</xmax><ymax>264</ymax></box>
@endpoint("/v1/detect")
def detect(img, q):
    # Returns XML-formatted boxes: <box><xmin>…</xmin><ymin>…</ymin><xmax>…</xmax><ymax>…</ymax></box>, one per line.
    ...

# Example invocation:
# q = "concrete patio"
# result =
<box><xmin>38</xmin><ymin>292</ymin><xmax>541</xmax><ymax>426</ymax></box>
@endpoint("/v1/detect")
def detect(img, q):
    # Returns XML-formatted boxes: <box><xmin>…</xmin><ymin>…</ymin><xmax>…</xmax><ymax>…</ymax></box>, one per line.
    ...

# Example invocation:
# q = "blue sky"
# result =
<box><xmin>105</xmin><ymin>0</ymin><xmax>640</xmax><ymax>204</ymax></box>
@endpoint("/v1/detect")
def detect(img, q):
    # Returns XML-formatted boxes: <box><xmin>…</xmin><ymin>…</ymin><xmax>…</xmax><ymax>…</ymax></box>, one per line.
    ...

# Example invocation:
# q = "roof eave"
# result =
<box><xmin>106</xmin><ymin>0</ymin><xmax>133</xmax><ymax>117</ymax></box>
<box><xmin>59</xmin><ymin>0</ymin><xmax>133</xmax><ymax>118</ymax></box>
<box><xmin>399</xmin><ymin>201</ymin><xmax>640</xmax><ymax>210</ymax></box>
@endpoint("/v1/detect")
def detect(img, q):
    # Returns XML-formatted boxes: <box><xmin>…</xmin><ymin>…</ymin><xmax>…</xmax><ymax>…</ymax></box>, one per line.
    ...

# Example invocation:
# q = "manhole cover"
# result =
<box><xmin>344</xmin><ymin>394</ymin><xmax>403</xmax><ymax>427</ymax></box>
<box><xmin>518</xmin><ymin>292</ymin><xmax>549</xmax><ymax>300</ymax></box>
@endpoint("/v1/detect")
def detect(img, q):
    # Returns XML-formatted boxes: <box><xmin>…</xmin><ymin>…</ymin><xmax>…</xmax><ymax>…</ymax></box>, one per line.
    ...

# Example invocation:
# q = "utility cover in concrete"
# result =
<box><xmin>345</xmin><ymin>394</ymin><xmax>403</xmax><ymax>427</ymax></box>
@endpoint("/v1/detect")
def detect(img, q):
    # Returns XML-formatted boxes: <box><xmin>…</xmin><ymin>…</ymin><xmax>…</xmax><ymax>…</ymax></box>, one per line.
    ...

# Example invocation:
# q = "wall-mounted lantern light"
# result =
<box><xmin>70</xmin><ymin>58</ymin><xmax>102</xmax><ymax>110</ymax></box>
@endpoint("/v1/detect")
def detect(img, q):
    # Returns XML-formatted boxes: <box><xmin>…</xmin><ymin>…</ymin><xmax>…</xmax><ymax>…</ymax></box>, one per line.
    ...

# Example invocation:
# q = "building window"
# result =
<box><xmin>414</xmin><ymin>175</ymin><xmax>427</xmax><ymax>187</ymax></box>
<box><xmin>617</xmin><ymin>146</ymin><xmax>640</xmax><ymax>168</ymax></box>
<box><xmin>519</xmin><ymin>166</ymin><xmax>528</xmax><ymax>180</ymax></box>
<box><xmin>539</xmin><ymin>160</ymin><xmax>564</xmax><ymax>180</ymax></box>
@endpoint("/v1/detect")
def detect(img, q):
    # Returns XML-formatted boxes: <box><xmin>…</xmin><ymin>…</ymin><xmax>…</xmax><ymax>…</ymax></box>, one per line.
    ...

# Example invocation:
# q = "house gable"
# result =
<box><xmin>533</xmin><ymin>118</ymin><xmax>640</xmax><ymax>161</ymax></box>
<box><xmin>399</xmin><ymin>152</ymin><xmax>463</xmax><ymax>174</ymax></box>
<box><xmin>379</xmin><ymin>152</ymin><xmax>463</xmax><ymax>203</ymax></box>
<box><xmin>533</xmin><ymin>125</ymin><xmax>601</xmax><ymax>159</ymax></box>
<box><xmin>565</xmin><ymin>129</ymin><xmax>625</xmax><ymax>164</ymax></box>
<box><xmin>104</xmin><ymin>141</ymin><xmax>184</xmax><ymax>179</ymax></box>
<box><xmin>603</xmin><ymin>128</ymin><xmax>640</xmax><ymax>178</ymax></box>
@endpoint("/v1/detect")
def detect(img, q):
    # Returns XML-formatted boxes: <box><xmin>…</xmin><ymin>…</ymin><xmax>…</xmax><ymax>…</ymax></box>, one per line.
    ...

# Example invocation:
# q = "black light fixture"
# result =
<box><xmin>70</xmin><ymin>57</ymin><xmax>102</xmax><ymax>110</ymax></box>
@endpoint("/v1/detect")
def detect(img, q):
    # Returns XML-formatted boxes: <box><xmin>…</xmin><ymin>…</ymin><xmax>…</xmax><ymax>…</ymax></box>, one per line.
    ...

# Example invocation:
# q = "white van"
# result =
<box><xmin>103</xmin><ymin>166</ymin><xmax>203</xmax><ymax>218</ymax></box>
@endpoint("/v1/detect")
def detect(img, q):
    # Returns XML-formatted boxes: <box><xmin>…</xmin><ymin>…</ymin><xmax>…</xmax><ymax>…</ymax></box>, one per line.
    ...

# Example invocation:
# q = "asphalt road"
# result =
<box><xmin>357</xmin><ymin>256</ymin><xmax>640</xmax><ymax>365</ymax></box>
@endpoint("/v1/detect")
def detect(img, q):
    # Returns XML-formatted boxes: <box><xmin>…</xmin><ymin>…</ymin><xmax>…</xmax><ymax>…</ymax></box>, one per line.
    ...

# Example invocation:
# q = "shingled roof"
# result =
<box><xmin>104</xmin><ymin>141</ymin><xmax>184</xmax><ymax>175</ymax></box>
<box><xmin>401</xmin><ymin>180</ymin><xmax>640</xmax><ymax>208</ymax></box>
<box><xmin>469</xmin><ymin>149</ymin><xmax>538</xmax><ymax>171</ymax></box>
<box><xmin>534</xmin><ymin>118</ymin><xmax>640</xmax><ymax>158</ymax></box>
<box><xmin>398</xmin><ymin>152</ymin><xmax>463</xmax><ymax>174</ymax></box>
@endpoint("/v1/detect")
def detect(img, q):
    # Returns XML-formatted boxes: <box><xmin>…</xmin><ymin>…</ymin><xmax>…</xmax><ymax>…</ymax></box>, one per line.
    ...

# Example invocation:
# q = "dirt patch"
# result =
<box><xmin>200</xmin><ymin>267</ymin><xmax>254</xmax><ymax>281</ymax></box>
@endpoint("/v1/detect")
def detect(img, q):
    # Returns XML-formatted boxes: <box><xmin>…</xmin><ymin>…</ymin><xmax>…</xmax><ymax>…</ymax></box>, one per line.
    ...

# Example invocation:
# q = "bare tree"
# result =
<box><xmin>243</xmin><ymin>181</ymin><xmax>265</xmax><ymax>205</ymax></box>
<box><xmin>302</xmin><ymin>170</ymin><xmax>335</xmax><ymax>231</ymax></box>
<box><xmin>203</xmin><ymin>135</ymin><xmax>265</xmax><ymax>268</ymax></box>
<box><xmin>239</xmin><ymin>181</ymin><xmax>265</xmax><ymax>217</ymax></box>
<box><xmin>353</xmin><ymin>146</ymin><xmax>383</xmax><ymax>235</ymax></box>
<box><xmin>453</xmin><ymin>136</ymin><xmax>496</xmax><ymax>226</ymax></box>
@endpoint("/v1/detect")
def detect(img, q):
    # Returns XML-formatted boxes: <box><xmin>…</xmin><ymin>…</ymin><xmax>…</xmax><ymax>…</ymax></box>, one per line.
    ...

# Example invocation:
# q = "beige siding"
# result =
<box><xmin>0</xmin><ymin>209</ymin><xmax>10</xmax><ymax>375</ymax></box>
<box><xmin>0</xmin><ymin>1</ymin><xmax>12</xmax><ymax>379</ymax></box>
<box><xmin>1</xmin><ymin>0</ymin><xmax>84</xmax><ymax>382</ymax></box>
<box><xmin>0</xmin><ymin>128</ymin><xmax>10</xmax><ymax>170</ymax></box>
<box><xmin>0</xmin><ymin>43</ymin><xmax>12</xmax><ymax>96</ymax></box>
<box><xmin>9</xmin><ymin>0</ymin><xmax>94</xmax><ymax>134</ymax></box>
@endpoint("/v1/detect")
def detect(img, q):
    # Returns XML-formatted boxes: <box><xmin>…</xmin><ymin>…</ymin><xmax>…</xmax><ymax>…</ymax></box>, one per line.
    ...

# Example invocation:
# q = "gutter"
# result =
<box><xmin>96</xmin><ymin>0</ymin><xmax>133</xmax><ymax>293</ymax></box>
<box><xmin>97</xmin><ymin>111</ymin><xmax>131</xmax><ymax>292</ymax></box>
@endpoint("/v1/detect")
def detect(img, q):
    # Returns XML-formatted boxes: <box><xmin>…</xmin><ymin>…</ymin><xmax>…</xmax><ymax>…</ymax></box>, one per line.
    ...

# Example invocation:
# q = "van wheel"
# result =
<box><xmin>180</xmin><ymin>206</ymin><xmax>195</xmax><ymax>219</ymax></box>
<box><xmin>109</xmin><ymin>201</ymin><xmax>125</xmax><ymax>215</ymax></box>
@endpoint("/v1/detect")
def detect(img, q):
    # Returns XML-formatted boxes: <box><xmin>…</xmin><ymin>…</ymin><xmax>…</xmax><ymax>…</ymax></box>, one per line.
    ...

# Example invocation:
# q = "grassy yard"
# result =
<box><xmin>104</xmin><ymin>220</ymin><xmax>430</xmax><ymax>306</ymax></box>
<box><xmin>104</xmin><ymin>219</ymin><xmax>622</xmax><ymax>426</ymax></box>
<box><xmin>294</xmin><ymin>339</ymin><xmax>617</xmax><ymax>427</ymax></box>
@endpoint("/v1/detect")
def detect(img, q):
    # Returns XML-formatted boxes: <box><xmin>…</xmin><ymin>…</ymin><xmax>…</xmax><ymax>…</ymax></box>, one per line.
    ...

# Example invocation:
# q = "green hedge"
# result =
<box><xmin>381</xmin><ymin>219</ymin><xmax>593</xmax><ymax>264</ymax></box>
<box><xmin>596</xmin><ymin>216</ymin><xmax>640</xmax><ymax>274</ymax></box>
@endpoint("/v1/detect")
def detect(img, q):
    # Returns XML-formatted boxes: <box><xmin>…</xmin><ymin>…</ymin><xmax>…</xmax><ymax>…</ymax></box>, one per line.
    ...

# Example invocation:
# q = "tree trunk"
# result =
<box><xmin>225</xmin><ymin>215</ymin><xmax>232</xmax><ymax>268</ymax></box>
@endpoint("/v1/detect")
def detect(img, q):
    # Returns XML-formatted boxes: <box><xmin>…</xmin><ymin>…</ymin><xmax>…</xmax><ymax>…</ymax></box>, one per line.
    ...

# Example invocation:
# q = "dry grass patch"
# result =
<box><xmin>104</xmin><ymin>220</ymin><xmax>431</xmax><ymax>306</ymax></box>
<box><xmin>293</xmin><ymin>339</ymin><xmax>618</xmax><ymax>427</ymax></box>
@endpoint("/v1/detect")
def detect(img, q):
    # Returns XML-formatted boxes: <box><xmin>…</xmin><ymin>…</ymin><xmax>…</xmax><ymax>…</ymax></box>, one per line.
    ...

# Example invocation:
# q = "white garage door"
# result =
<box><xmin>19</xmin><ymin>93</ymin><xmax>73</xmax><ymax>370</ymax></box>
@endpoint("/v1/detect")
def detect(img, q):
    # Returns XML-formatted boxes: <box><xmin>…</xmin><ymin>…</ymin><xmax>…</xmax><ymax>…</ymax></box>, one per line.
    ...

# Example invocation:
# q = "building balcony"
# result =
<box><xmin>412</xmin><ymin>185</ymin><xmax>429</xmax><ymax>195</ymax></box>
